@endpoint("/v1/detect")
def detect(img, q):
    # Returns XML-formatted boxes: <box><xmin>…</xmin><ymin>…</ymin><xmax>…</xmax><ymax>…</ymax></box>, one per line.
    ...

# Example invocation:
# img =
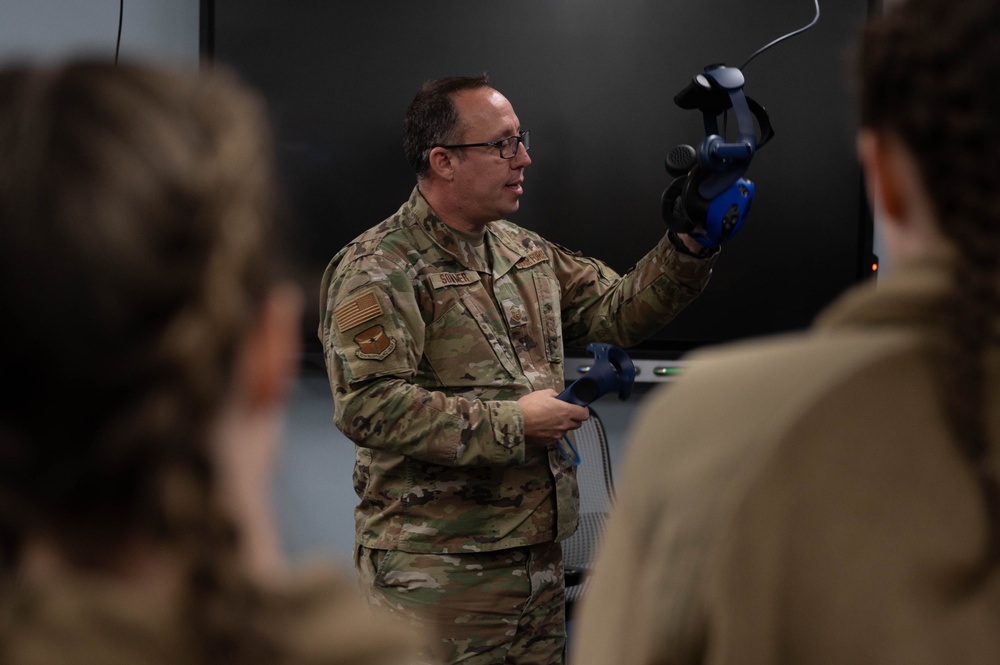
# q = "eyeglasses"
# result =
<box><xmin>438</xmin><ymin>130</ymin><xmax>530</xmax><ymax>159</ymax></box>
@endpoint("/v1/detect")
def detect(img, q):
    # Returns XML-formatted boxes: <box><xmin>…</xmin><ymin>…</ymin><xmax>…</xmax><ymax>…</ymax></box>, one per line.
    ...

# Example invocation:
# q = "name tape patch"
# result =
<box><xmin>429</xmin><ymin>271</ymin><xmax>481</xmax><ymax>290</ymax></box>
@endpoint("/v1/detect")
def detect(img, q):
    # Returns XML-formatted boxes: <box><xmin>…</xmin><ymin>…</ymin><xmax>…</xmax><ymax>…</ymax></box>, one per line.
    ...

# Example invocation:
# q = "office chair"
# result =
<box><xmin>562</xmin><ymin>406</ymin><xmax>616</xmax><ymax>620</ymax></box>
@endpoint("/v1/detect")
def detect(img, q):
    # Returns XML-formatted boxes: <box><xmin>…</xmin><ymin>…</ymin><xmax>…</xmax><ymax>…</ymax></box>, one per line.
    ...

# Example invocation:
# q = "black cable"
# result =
<box><xmin>114</xmin><ymin>0</ymin><xmax>124</xmax><ymax>64</ymax></box>
<box><xmin>740</xmin><ymin>0</ymin><xmax>820</xmax><ymax>70</ymax></box>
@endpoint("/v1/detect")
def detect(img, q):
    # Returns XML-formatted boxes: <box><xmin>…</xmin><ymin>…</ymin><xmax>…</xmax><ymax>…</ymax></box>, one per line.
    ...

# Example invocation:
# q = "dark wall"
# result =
<box><xmin>206</xmin><ymin>0</ymin><xmax>874</xmax><ymax>358</ymax></box>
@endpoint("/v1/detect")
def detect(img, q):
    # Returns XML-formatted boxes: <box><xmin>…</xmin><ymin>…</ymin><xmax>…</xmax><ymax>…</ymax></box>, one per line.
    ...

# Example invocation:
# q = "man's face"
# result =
<box><xmin>448</xmin><ymin>87</ymin><xmax>532</xmax><ymax>227</ymax></box>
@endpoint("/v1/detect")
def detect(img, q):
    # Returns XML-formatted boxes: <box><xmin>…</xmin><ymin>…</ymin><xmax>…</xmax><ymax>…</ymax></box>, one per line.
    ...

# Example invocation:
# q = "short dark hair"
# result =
<box><xmin>403</xmin><ymin>73</ymin><xmax>491</xmax><ymax>178</ymax></box>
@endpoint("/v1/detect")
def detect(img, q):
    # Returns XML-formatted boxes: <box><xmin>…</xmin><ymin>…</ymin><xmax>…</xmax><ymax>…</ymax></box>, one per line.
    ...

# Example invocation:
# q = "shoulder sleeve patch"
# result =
<box><xmin>334</xmin><ymin>287</ymin><xmax>383</xmax><ymax>332</ymax></box>
<box><xmin>353</xmin><ymin>324</ymin><xmax>397</xmax><ymax>360</ymax></box>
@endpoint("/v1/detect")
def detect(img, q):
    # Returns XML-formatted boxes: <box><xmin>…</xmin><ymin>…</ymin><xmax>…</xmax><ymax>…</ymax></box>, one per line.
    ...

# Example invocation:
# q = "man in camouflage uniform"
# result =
<box><xmin>319</xmin><ymin>74</ymin><xmax>718</xmax><ymax>665</ymax></box>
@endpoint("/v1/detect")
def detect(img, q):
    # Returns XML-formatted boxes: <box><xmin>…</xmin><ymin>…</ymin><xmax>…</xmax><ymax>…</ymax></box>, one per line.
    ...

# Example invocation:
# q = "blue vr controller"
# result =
<box><xmin>556</xmin><ymin>343</ymin><xmax>636</xmax><ymax>465</ymax></box>
<box><xmin>558</xmin><ymin>343</ymin><xmax>636</xmax><ymax>406</ymax></box>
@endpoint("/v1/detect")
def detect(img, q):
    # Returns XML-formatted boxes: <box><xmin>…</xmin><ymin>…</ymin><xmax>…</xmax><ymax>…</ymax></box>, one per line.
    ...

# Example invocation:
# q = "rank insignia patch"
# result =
<box><xmin>502</xmin><ymin>299</ymin><xmax>528</xmax><ymax>327</ymax></box>
<box><xmin>354</xmin><ymin>324</ymin><xmax>396</xmax><ymax>361</ymax></box>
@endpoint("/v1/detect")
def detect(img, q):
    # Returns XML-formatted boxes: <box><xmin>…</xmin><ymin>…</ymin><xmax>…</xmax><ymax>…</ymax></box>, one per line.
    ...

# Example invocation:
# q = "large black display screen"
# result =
<box><xmin>203</xmin><ymin>0</ymin><xmax>875</xmax><ymax>359</ymax></box>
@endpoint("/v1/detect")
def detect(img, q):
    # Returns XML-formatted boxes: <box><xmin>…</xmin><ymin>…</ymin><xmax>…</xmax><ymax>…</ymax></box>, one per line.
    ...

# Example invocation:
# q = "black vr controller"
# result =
<box><xmin>662</xmin><ymin>64</ymin><xmax>774</xmax><ymax>248</ymax></box>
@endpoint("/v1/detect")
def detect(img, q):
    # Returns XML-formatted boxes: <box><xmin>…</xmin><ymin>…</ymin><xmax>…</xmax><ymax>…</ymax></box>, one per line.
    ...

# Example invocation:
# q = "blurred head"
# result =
<box><xmin>0</xmin><ymin>60</ymin><xmax>299</xmax><ymax>582</ymax></box>
<box><xmin>858</xmin><ymin>0</ymin><xmax>1000</xmax><ymax>252</ymax></box>
<box><xmin>857</xmin><ymin>0</ymin><xmax>1000</xmax><ymax>580</ymax></box>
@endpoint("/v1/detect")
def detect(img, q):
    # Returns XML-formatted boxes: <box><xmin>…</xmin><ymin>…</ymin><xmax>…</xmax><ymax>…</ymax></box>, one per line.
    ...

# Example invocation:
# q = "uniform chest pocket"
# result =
<box><xmin>423</xmin><ymin>290</ymin><xmax>518</xmax><ymax>387</ymax></box>
<box><xmin>532</xmin><ymin>273</ymin><xmax>563</xmax><ymax>363</ymax></box>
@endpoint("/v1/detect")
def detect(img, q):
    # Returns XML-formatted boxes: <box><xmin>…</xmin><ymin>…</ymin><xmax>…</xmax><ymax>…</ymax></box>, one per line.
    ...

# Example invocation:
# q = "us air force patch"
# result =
<box><xmin>354</xmin><ymin>324</ymin><xmax>396</xmax><ymax>360</ymax></box>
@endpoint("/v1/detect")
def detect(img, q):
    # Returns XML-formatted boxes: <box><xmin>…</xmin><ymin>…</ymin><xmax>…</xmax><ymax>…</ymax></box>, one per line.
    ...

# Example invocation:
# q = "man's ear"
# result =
<box><xmin>857</xmin><ymin>129</ymin><xmax>906</xmax><ymax>222</ymax></box>
<box><xmin>237</xmin><ymin>284</ymin><xmax>304</xmax><ymax>409</ymax></box>
<box><xmin>428</xmin><ymin>146</ymin><xmax>457</xmax><ymax>181</ymax></box>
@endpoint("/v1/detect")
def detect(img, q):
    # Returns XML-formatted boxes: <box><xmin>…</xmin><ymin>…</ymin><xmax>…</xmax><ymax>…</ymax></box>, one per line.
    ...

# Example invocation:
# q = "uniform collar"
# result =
<box><xmin>408</xmin><ymin>187</ymin><xmax>487</xmax><ymax>272</ymax></box>
<box><xmin>815</xmin><ymin>256</ymin><xmax>964</xmax><ymax>335</ymax></box>
<box><xmin>408</xmin><ymin>186</ymin><xmax>541</xmax><ymax>276</ymax></box>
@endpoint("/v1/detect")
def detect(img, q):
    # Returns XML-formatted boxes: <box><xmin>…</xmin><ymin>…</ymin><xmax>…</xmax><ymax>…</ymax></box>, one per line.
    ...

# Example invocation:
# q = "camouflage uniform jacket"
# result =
<box><xmin>319</xmin><ymin>187</ymin><xmax>716</xmax><ymax>554</ymax></box>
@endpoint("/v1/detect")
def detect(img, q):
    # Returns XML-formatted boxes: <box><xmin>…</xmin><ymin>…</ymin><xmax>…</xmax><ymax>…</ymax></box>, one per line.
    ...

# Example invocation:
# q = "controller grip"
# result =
<box><xmin>557</xmin><ymin>343</ymin><xmax>636</xmax><ymax>406</ymax></box>
<box><xmin>557</xmin><ymin>377</ymin><xmax>602</xmax><ymax>406</ymax></box>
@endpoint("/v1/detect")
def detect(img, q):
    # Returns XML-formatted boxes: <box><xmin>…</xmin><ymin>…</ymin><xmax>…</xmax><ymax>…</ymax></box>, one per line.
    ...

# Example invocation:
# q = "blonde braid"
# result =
<box><xmin>0</xmin><ymin>61</ymin><xmax>288</xmax><ymax>664</ymax></box>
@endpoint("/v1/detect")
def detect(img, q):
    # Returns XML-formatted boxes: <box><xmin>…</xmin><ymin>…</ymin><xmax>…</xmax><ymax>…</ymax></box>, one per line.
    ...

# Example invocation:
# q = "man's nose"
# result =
<box><xmin>511</xmin><ymin>141</ymin><xmax>531</xmax><ymax>167</ymax></box>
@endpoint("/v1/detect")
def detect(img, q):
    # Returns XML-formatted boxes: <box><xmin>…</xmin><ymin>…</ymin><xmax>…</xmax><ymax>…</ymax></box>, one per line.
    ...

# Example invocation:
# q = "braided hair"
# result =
<box><xmin>0</xmin><ymin>61</ymin><xmax>288</xmax><ymax>663</ymax></box>
<box><xmin>858</xmin><ymin>0</ymin><xmax>1000</xmax><ymax>581</ymax></box>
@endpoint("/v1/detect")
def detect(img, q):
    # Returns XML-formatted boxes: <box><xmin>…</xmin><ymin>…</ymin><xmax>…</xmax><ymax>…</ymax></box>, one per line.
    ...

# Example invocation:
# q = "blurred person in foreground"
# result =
<box><xmin>0</xmin><ymin>60</ymin><xmax>421</xmax><ymax>665</ymax></box>
<box><xmin>571</xmin><ymin>0</ymin><xmax>1000</xmax><ymax>662</ymax></box>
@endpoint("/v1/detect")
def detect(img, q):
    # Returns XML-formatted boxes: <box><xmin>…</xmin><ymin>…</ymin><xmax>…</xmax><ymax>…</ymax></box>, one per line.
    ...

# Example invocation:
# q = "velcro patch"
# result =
<box><xmin>354</xmin><ymin>324</ymin><xmax>396</xmax><ymax>361</ymax></box>
<box><xmin>520</xmin><ymin>249</ymin><xmax>548</xmax><ymax>268</ymax></box>
<box><xmin>502</xmin><ymin>299</ymin><xmax>528</xmax><ymax>328</ymax></box>
<box><xmin>428</xmin><ymin>271</ymin><xmax>481</xmax><ymax>290</ymax></box>
<box><xmin>334</xmin><ymin>288</ymin><xmax>383</xmax><ymax>332</ymax></box>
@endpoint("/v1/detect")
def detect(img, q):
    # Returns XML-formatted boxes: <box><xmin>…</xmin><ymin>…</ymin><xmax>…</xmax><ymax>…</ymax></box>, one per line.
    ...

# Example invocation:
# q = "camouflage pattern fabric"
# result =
<box><xmin>319</xmin><ymin>186</ymin><xmax>716</xmax><ymax>555</ymax></box>
<box><xmin>356</xmin><ymin>543</ymin><xmax>566</xmax><ymax>665</ymax></box>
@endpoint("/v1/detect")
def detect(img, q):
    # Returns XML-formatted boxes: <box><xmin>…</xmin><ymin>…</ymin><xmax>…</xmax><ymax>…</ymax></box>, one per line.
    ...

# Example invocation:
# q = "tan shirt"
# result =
<box><xmin>1</xmin><ymin>565</ymin><xmax>424</xmax><ymax>665</ymax></box>
<box><xmin>572</xmin><ymin>258</ymin><xmax>1000</xmax><ymax>664</ymax></box>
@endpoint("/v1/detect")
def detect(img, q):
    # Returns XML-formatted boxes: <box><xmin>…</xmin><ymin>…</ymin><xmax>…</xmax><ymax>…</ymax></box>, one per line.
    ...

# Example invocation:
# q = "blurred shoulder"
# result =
<box><xmin>263</xmin><ymin>564</ymin><xmax>425</xmax><ymax>665</ymax></box>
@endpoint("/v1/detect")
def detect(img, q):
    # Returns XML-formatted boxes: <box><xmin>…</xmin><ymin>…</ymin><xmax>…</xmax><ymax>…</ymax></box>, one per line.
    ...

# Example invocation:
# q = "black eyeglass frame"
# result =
<box><xmin>437</xmin><ymin>130</ymin><xmax>530</xmax><ymax>159</ymax></box>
